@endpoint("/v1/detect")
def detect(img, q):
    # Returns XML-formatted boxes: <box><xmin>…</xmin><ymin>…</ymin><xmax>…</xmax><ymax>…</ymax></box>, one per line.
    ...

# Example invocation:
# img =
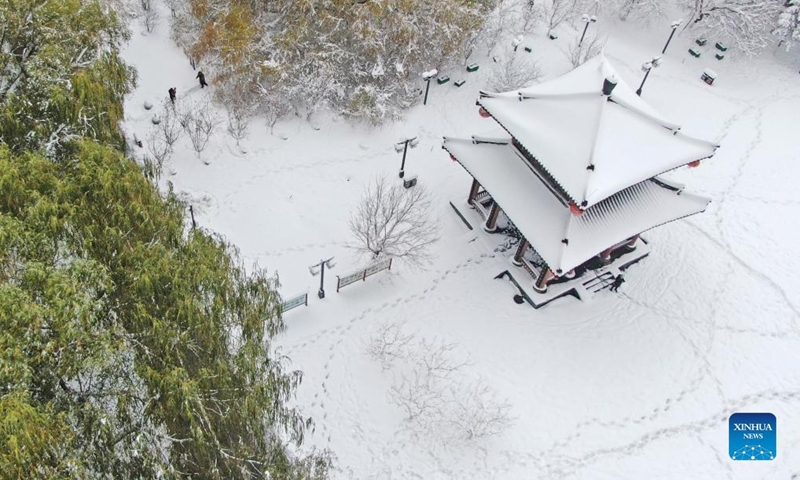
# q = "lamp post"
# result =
<box><xmin>421</xmin><ymin>69</ymin><xmax>438</xmax><ymax>106</ymax></box>
<box><xmin>662</xmin><ymin>19</ymin><xmax>682</xmax><ymax>54</ymax></box>
<box><xmin>511</xmin><ymin>35</ymin><xmax>523</xmax><ymax>52</ymax></box>
<box><xmin>635</xmin><ymin>55</ymin><xmax>663</xmax><ymax>97</ymax></box>
<box><xmin>578</xmin><ymin>14</ymin><xmax>597</xmax><ymax>47</ymax></box>
<box><xmin>309</xmin><ymin>257</ymin><xmax>335</xmax><ymax>299</ymax></box>
<box><xmin>394</xmin><ymin>136</ymin><xmax>419</xmax><ymax>179</ymax></box>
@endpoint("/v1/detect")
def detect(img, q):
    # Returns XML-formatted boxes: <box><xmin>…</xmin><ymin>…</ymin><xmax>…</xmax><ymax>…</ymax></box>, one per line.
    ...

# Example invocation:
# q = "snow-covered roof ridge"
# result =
<box><xmin>443</xmin><ymin>137</ymin><xmax>711</xmax><ymax>273</ymax></box>
<box><xmin>475</xmin><ymin>54</ymin><xmax>719</xmax><ymax>209</ymax></box>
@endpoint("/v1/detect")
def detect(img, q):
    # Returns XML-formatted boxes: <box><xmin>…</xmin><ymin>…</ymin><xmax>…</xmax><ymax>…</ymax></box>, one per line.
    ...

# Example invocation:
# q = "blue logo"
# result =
<box><xmin>729</xmin><ymin>413</ymin><xmax>776</xmax><ymax>461</ymax></box>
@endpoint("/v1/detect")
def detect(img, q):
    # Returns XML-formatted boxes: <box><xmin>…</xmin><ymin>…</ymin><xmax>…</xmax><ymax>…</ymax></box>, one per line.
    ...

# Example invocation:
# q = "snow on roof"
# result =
<box><xmin>477</xmin><ymin>54</ymin><xmax>718</xmax><ymax>208</ymax></box>
<box><xmin>443</xmin><ymin>136</ymin><xmax>711</xmax><ymax>274</ymax></box>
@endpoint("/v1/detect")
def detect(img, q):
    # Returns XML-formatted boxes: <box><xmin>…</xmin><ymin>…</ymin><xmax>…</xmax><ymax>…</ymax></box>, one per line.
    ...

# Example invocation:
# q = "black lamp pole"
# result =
<box><xmin>423</xmin><ymin>77</ymin><xmax>432</xmax><ymax>106</ymax></box>
<box><xmin>579</xmin><ymin>22</ymin><xmax>591</xmax><ymax>46</ymax></box>
<box><xmin>400</xmin><ymin>140</ymin><xmax>409</xmax><ymax>178</ymax></box>
<box><xmin>578</xmin><ymin>15</ymin><xmax>596</xmax><ymax>47</ymax></box>
<box><xmin>396</xmin><ymin>137</ymin><xmax>417</xmax><ymax>178</ymax></box>
<box><xmin>310</xmin><ymin>257</ymin><xmax>335</xmax><ymax>299</ymax></box>
<box><xmin>635</xmin><ymin>69</ymin><xmax>651</xmax><ymax>97</ymax></box>
<box><xmin>662</xmin><ymin>21</ymin><xmax>681</xmax><ymax>54</ymax></box>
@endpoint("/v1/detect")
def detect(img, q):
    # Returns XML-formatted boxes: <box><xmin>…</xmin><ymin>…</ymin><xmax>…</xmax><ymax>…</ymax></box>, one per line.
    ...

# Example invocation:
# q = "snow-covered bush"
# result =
<box><xmin>679</xmin><ymin>0</ymin><xmax>782</xmax><ymax>56</ymax></box>
<box><xmin>344</xmin><ymin>85</ymin><xmax>411</xmax><ymax>125</ymax></box>
<box><xmin>774</xmin><ymin>0</ymin><xmax>800</xmax><ymax>51</ymax></box>
<box><xmin>488</xmin><ymin>55</ymin><xmax>542</xmax><ymax>92</ymax></box>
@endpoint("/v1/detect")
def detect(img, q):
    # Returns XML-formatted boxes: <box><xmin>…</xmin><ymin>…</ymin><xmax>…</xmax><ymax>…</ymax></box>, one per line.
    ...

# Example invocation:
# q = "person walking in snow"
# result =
<box><xmin>609</xmin><ymin>274</ymin><xmax>625</xmax><ymax>292</ymax></box>
<box><xmin>196</xmin><ymin>70</ymin><xmax>208</xmax><ymax>88</ymax></box>
<box><xmin>168</xmin><ymin>87</ymin><xmax>176</xmax><ymax>104</ymax></box>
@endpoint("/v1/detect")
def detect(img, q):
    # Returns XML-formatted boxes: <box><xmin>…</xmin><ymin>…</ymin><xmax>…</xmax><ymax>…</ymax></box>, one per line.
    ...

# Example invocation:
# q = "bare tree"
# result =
<box><xmin>146</xmin><ymin>130</ymin><xmax>170</xmax><ymax>180</ymax></box>
<box><xmin>386</xmin><ymin>337</ymin><xmax>469</xmax><ymax>427</ymax></box>
<box><xmin>183</xmin><ymin>101</ymin><xmax>218</xmax><ymax>159</ymax></box>
<box><xmin>483</xmin><ymin>0</ymin><xmax>516</xmax><ymax>56</ymax></box>
<box><xmin>159</xmin><ymin>105</ymin><xmax>182</xmax><ymax>149</ymax></box>
<box><xmin>366</xmin><ymin>322</ymin><xmax>416</xmax><ymax>371</ymax></box>
<box><xmin>488</xmin><ymin>55</ymin><xmax>542</xmax><ymax>92</ymax></box>
<box><xmin>447</xmin><ymin>378</ymin><xmax>513</xmax><ymax>439</ymax></box>
<box><xmin>412</xmin><ymin>338</ymin><xmax>471</xmax><ymax>380</ymax></box>
<box><xmin>263</xmin><ymin>95</ymin><xmax>292</xmax><ymax>134</ymax></box>
<box><xmin>143</xmin><ymin>7</ymin><xmax>159</xmax><ymax>33</ymax></box>
<box><xmin>226</xmin><ymin>102</ymin><xmax>252</xmax><ymax>146</ymax></box>
<box><xmin>385</xmin><ymin>336</ymin><xmax>511</xmax><ymax>440</ymax></box>
<box><xmin>546</xmin><ymin>0</ymin><xmax>581</xmax><ymax>36</ymax></box>
<box><xmin>521</xmin><ymin>0</ymin><xmax>543</xmax><ymax>32</ymax></box>
<box><xmin>614</xmin><ymin>0</ymin><xmax>666</xmax><ymax>22</ymax></box>
<box><xmin>348</xmin><ymin>176</ymin><xmax>439</xmax><ymax>267</ymax></box>
<box><xmin>566</xmin><ymin>33</ymin><xmax>606</xmax><ymax>68</ymax></box>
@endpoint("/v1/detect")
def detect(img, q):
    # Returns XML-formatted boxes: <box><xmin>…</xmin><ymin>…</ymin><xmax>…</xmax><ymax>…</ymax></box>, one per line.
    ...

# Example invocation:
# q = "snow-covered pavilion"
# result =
<box><xmin>443</xmin><ymin>55</ymin><xmax>718</xmax><ymax>297</ymax></box>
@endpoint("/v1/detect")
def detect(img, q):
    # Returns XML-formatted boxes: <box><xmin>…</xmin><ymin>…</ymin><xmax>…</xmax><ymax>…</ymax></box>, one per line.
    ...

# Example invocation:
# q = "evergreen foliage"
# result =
<box><xmin>0</xmin><ymin>1</ymin><xmax>330</xmax><ymax>477</ymax></box>
<box><xmin>0</xmin><ymin>142</ymin><xmax>331</xmax><ymax>478</ymax></box>
<box><xmin>0</xmin><ymin>0</ymin><xmax>136</xmax><ymax>156</ymax></box>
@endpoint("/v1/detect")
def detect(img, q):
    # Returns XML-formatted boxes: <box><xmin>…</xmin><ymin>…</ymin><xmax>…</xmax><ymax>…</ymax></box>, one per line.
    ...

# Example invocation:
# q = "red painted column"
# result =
<box><xmin>468</xmin><ymin>178</ymin><xmax>481</xmax><ymax>207</ymax></box>
<box><xmin>483</xmin><ymin>203</ymin><xmax>501</xmax><ymax>233</ymax></box>
<box><xmin>512</xmin><ymin>239</ymin><xmax>529</xmax><ymax>266</ymax></box>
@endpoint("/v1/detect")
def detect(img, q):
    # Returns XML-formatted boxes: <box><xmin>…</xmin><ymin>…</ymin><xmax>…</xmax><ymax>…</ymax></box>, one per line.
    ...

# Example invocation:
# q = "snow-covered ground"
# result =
<box><xmin>122</xmin><ymin>7</ymin><xmax>800</xmax><ymax>479</ymax></box>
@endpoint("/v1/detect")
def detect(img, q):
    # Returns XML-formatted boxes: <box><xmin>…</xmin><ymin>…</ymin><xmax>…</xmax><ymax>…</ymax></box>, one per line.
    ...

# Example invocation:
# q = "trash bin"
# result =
<box><xmin>701</xmin><ymin>68</ymin><xmax>717</xmax><ymax>85</ymax></box>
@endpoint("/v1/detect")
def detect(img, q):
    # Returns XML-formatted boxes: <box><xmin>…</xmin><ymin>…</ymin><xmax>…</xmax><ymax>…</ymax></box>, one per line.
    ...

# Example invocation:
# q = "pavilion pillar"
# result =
<box><xmin>483</xmin><ymin>203</ymin><xmax>501</xmax><ymax>233</ymax></box>
<box><xmin>534</xmin><ymin>268</ymin><xmax>556</xmax><ymax>293</ymax></box>
<box><xmin>599</xmin><ymin>245</ymin><xmax>614</xmax><ymax>263</ymax></box>
<box><xmin>512</xmin><ymin>239</ymin><xmax>530</xmax><ymax>266</ymax></box>
<box><xmin>467</xmin><ymin>178</ymin><xmax>481</xmax><ymax>207</ymax></box>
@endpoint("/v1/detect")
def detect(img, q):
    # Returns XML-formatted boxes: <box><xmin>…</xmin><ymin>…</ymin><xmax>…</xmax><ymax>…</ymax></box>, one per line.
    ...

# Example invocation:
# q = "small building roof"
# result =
<box><xmin>443</xmin><ymin>135</ymin><xmax>711</xmax><ymax>274</ymax></box>
<box><xmin>477</xmin><ymin>54</ymin><xmax>718</xmax><ymax>209</ymax></box>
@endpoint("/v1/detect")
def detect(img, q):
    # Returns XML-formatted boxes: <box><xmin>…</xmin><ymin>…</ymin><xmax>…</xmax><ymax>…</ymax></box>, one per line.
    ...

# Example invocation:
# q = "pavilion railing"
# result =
<box><xmin>520</xmin><ymin>257</ymin><xmax>540</xmax><ymax>280</ymax></box>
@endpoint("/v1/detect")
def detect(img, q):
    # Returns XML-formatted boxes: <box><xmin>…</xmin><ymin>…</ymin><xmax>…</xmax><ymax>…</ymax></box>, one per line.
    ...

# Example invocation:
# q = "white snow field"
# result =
<box><xmin>122</xmin><ymin>7</ymin><xmax>800</xmax><ymax>480</ymax></box>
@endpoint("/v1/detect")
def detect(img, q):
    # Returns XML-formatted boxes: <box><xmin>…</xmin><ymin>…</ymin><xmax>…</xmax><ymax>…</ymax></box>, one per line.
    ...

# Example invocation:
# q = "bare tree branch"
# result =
<box><xmin>348</xmin><ymin>176</ymin><xmax>439</xmax><ymax>268</ymax></box>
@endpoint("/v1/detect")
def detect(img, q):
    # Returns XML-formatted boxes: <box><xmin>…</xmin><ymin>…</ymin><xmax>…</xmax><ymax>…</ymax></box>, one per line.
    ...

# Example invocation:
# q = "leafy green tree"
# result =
<box><xmin>0</xmin><ymin>0</ymin><xmax>135</xmax><ymax>156</ymax></box>
<box><xmin>0</xmin><ymin>141</ymin><xmax>331</xmax><ymax>478</ymax></box>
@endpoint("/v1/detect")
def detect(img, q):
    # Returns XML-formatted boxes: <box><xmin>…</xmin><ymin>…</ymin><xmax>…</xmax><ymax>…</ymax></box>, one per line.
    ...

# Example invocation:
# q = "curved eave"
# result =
<box><xmin>443</xmin><ymin>137</ymin><xmax>712</xmax><ymax>273</ymax></box>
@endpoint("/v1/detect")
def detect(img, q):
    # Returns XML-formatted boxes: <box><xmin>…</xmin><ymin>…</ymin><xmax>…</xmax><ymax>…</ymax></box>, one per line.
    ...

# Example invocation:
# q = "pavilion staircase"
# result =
<box><xmin>582</xmin><ymin>270</ymin><xmax>615</xmax><ymax>294</ymax></box>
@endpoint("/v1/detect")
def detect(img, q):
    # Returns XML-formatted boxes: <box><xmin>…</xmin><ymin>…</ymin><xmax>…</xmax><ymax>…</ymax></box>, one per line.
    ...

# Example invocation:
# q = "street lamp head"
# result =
<box><xmin>641</xmin><ymin>61</ymin><xmax>652</xmax><ymax>72</ymax></box>
<box><xmin>409</xmin><ymin>137</ymin><xmax>420</xmax><ymax>148</ymax></box>
<box><xmin>652</xmin><ymin>55</ymin><xmax>663</xmax><ymax>67</ymax></box>
<box><xmin>670</xmin><ymin>19</ymin><xmax>682</xmax><ymax>28</ymax></box>
<box><xmin>590</xmin><ymin>15</ymin><xmax>597</xmax><ymax>22</ymax></box>
<box><xmin>421</xmin><ymin>69</ymin><xmax>438</xmax><ymax>81</ymax></box>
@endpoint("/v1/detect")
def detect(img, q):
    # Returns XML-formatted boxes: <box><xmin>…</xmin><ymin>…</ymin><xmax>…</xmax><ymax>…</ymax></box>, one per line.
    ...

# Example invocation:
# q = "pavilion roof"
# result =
<box><xmin>477</xmin><ymin>54</ymin><xmax>718</xmax><ymax>209</ymax></box>
<box><xmin>443</xmin><ymin>135</ymin><xmax>711</xmax><ymax>274</ymax></box>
